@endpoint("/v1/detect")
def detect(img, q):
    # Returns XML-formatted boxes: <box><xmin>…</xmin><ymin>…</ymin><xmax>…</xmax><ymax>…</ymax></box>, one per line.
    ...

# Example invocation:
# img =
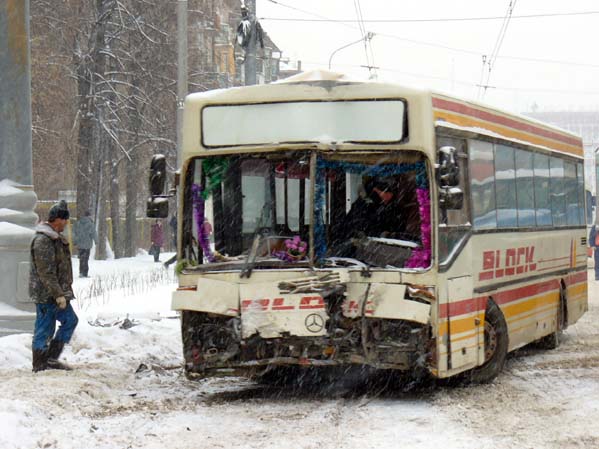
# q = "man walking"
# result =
<box><xmin>30</xmin><ymin>200</ymin><xmax>78</xmax><ymax>372</ymax></box>
<box><xmin>73</xmin><ymin>210</ymin><xmax>97</xmax><ymax>277</ymax></box>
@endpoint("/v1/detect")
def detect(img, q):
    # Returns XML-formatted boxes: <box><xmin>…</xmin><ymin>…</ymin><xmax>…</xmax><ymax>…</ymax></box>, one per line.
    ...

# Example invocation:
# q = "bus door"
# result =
<box><xmin>443</xmin><ymin>275</ymin><xmax>483</xmax><ymax>372</ymax></box>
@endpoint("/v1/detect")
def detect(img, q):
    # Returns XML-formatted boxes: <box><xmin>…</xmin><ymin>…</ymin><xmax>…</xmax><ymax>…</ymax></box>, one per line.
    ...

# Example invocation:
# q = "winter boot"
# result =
<box><xmin>47</xmin><ymin>340</ymin><xmax>72</xmax><ymax>370</ymax></box>
<box><xmin>32</xmin><ymin>349</ymin><xmax>48</xmax><ymax>372</ymax></box>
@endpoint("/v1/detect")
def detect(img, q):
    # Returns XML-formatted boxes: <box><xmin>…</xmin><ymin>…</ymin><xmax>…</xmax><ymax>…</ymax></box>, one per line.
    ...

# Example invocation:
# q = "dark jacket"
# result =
<box><xmin>29</xmin><ymin>223</ymin><xmax>74</xmax><ymax>304</ymax></box>
<box><xmin>73</xmin><ymin>216</ymin><xmax>97</xmax><ymax>250</ymax></box>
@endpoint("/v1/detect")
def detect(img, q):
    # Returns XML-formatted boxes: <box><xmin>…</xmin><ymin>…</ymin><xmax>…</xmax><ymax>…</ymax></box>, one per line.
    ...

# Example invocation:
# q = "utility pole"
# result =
<box><xmin>176</xmin><ymin>0</ymin><xmax>188</xmax><ymax>167</ymax></box>
<box><xmin>244</xmin><ymin>0</ymin><xmax>257</xmax><ymax>86</ymax></box>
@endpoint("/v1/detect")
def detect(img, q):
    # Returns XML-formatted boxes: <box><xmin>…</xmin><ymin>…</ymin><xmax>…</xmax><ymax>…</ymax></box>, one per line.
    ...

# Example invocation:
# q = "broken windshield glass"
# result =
<box><xmin>183</xmin><ymin>152</ymin><xmax>311</xmax><ymax>269</ymax></box>
<box><xmin>315</xmin><ymin>153</ymin><xmax>431</xmax><ymax>269</ymax></box>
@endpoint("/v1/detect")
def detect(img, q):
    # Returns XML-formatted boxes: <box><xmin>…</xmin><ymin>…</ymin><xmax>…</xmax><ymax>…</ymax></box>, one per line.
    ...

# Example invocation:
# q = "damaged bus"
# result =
<box><xmin>148</xmin><ymin>71</ymin><xmax>588</xmax><ymax>383</ymax></box>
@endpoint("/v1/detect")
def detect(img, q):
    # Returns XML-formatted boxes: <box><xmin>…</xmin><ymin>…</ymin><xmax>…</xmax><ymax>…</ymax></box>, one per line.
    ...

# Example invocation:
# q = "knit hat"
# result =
<box><xmin>48</xmin><ymin>200</ymin><xmax>70</xmax><ymax>221</ymax></box>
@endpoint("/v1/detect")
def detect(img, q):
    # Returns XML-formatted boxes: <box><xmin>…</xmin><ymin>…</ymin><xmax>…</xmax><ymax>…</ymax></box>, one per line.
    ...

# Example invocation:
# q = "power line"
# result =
<box><xmin>480</xmin><ymin>0</ymin><xmax>517</xmax><ymax>99</ymax></box>
<box><xmin>259</xmin><ymin>10</ymin><xmax>599</xmax><ymax>23</ymax></box>
<box><xmin>298</xmin><ymin>59</ymin><xmax>599</xmax><ymax>96</ymax></box>
<box><xmin>264</xmin><ymin>0</ymin><xmax>356</xmax><ymax>30</ymax></box>
<box><xmin>369</xmin><ymin>31</ymin><xmax>599</xmax><ymax>70</ymax></box>
<box><xmin>264</xmin><ymin>1</ymin><xmax>599</xmax><ymax>74</ymax></box>
<box><xmin>353</xmin><ymin>0</ymin><xmax>377</xmax><ymax>78</ymax></box>
<box><xmin>264</xmin><ymin>0</ymin><xmax>598</xmax><ymax>69</ymax></box>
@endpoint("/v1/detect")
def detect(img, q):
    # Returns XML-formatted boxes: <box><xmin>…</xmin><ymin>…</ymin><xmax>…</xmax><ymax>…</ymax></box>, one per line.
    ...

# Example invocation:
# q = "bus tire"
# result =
<box><xmin>468</xmin><ymin>299</ymin><xmax>508</xmax><ymax>384</ymax></box>
<box><xmin>538</xmin><ymin>285</ymin><xmax>567</xmax><ymax>350</ymax></box>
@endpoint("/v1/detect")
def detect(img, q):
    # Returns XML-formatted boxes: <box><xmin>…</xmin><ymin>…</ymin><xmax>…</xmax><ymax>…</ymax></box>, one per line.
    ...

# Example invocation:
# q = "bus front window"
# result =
<box><xmin>184</xmin><ymin>152</ymin><xmax>311</xmax><ymax>267</ymax></box>
<box><xmin>316</xmin><ymin>153</ymin><xmax>431</xmax><ymax>269</ymax></box>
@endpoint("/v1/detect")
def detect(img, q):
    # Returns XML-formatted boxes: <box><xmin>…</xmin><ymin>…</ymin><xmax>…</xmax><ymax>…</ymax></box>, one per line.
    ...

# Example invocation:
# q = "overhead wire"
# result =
<box><xmin>358</xmin><ymin>0</ymin><xmax>378</xmax><ymax>78</ymax></box>
<box><xmin>259</xmin><ymin>10</ymin><xmax>599</xmax><ymax>23</ymax></box>
<box><xmin>262</xmin><ymin>1</ymin><xmax>599</xmax><ymax>97</ymax></box>
<box><xmin>264</xmin><ymin>0</ymin><xmax>356</xmax><ymax>30</ymax></box>
<box><xmin>263</xmin><ymin>0</ymin><xmax>598</xmax><ymax>69</ymax></box>
<box><xmin>482</xmin><ymin>0</ymin><xmax>518</xmax><ymax>99</ymax></box>
<box><xmin>353</xmin><ymin>0</ymin><xmax>377</xmax><ymax>78</ymax></box>
<box><xmin>478</xmin><ymin>2</ymin><xmax>514</xmax><ymax>99</ymax></box>
<box><xmin>299</xmin><ymin>59</ymin><xmax>599</xmax><ymax>96</ymax></box>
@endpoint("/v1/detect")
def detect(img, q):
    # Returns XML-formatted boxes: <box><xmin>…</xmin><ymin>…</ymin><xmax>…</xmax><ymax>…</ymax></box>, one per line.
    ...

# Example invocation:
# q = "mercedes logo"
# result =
<box><xmin>305</xmin><ymin>313</ymin><xmax>325</xmax><ymax>333</ymax></box>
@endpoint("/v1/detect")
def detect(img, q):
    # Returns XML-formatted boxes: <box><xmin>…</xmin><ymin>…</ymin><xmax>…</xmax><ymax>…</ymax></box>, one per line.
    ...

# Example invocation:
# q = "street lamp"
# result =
<box><xmin>328</xmin><ymin>32</ymin><xmax>374</xmax><ymax>70</ymax></box>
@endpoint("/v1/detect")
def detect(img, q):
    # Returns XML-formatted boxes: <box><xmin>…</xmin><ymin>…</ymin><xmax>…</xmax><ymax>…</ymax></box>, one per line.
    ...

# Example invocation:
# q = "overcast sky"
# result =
<box><xmin>256</xmin><ymin>0</ymin><xmax>599</xmax><ymax>114</ymax></box>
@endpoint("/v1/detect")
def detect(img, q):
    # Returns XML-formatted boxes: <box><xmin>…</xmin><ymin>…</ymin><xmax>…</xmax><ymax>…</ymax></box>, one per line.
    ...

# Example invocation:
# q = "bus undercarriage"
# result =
<box><xmin>180</xmin><ymin>285</ymin><xmax>434</xmax><ymax>380</ymax></box>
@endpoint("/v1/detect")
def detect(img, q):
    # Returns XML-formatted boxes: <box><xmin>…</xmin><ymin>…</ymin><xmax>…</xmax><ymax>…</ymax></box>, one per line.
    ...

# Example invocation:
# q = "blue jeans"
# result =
<box><xmin>595</xmin><ymin>248</ymin><xmax>599</xmax><ymax>281</ymax></box>
<box><xmin>32</xmin><ymin>302</ymin><xmax>79</xmax><ymax>351</ymax></box>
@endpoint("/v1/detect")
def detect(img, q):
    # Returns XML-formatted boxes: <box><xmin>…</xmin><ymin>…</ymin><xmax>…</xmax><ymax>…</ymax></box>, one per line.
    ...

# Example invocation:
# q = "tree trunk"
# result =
<box><xmin>75</xmin><ymin>58</ymin><xmax>93</xmax><ymax>218</ymax></box>
<box><xmin>110</xmin><ymin>158</ymin><xmax>121</xmax><ymax>258</ymax></box>
<box><xmin>75</xmin><ymin>0</ymin><xmax>112</xmax><ymax>219</ymax></box>
<box><xmin>95</xmin><ymin>106</ymin><xmax>109</xmax><ymax>260</ymax></box>
<box><xmin>124</xmin><ymin>150</ymin><xmax>138</xmax><ymax>257</ymax></box>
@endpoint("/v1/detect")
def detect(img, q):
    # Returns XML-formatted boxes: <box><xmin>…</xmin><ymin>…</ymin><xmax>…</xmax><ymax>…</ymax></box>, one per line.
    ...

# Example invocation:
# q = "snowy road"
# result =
<box><xmin>1</xmin><ymin>258</ymin><xmax>598</xmax><ymax>449</ymax></box>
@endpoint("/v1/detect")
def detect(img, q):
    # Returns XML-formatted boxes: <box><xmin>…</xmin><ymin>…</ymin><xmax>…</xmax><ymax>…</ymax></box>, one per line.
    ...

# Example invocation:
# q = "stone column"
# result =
<box><xmin>0</xmin><ymin>0</ymin><xmax>38</xmax><ymax>333</ymax></box>
<box><xmin>0</xmin><ymin>0</ymin><xmax>33</xmax><ymax>185</ymax></box>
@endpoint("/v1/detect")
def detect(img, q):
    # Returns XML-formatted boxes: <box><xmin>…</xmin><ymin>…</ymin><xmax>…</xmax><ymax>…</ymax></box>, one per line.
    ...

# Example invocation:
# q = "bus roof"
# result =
<box><xmin>183</xmin><ymin>70</ymin><xmax>583</xmax><ymax>159</ymax></box>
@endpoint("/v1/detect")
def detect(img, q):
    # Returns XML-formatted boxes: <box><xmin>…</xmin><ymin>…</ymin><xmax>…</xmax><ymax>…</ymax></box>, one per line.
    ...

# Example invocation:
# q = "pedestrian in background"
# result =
<box><xmin>30</xmin><ymin>200</ymin><xmax>78</xmax><ymax>372</ymax></box>
<box><xmin>73</xmin><ymin>210</ymin><xmax>97</xmax><ymax>278</ymax></box>
<box><xmin>150</xmin><ymin>219</ymin><xmax>164</xmax><ymax>263</ymax></box>
<box><xmin>590</xmin><ymin>224</ymin><xmax>599</xmax><ymax>280</ymax></box>
<box><xmin>169</xmin><ymin>214</ymin><xmax>177</xmax><ymax>250</ymax></box>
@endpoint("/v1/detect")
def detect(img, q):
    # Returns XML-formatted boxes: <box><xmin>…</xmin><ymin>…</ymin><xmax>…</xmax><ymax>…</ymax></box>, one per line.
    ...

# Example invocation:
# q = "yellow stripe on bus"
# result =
<box><xmin>501</xmin><ymin>292</ymin><xmax>559</xmax><ymax>321</ymax></box>
<box><xmin>503</xmin><ymin>300</ymin><xmax>558</xmax><ymax>326</ymax></box>
<box><xmin>438</xmin><ymin>312</ymin><xmax>485</xmax><ymax>337</ymax></box>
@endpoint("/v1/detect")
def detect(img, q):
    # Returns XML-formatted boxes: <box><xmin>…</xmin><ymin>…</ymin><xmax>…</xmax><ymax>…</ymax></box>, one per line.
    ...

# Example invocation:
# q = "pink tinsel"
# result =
<box><xmin>405</xmin><ymin>187</ymin><xmax>431</xmax><ymax>268</ymax></box>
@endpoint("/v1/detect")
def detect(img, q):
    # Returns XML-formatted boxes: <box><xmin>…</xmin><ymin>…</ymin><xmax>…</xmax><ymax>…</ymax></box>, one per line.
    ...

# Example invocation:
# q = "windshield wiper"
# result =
<box><xmin>240</xmin><ymin>203</ymin><xmax>270</xmax><ymax>278</ymax></box>
<box><xmin>239</xmin><ymin>233</ymin><xmax>261</xmax><ymax>278</ymax></box>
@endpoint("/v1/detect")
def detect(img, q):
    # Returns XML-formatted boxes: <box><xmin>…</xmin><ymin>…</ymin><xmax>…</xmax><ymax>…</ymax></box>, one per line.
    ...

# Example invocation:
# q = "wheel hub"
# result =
<box><xmin>484</xmin><ymin>321</ymin><xmax>498</xmax><ymax>362</ymax></box>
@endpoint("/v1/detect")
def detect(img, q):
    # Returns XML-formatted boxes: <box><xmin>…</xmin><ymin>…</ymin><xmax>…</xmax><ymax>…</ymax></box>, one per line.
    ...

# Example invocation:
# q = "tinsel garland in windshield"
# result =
<box><xmin>189</xmin><ymin>158</ymin><xmax>230</xmax><ymax>263</ymax></box>
<box><xmin>191</xmin><ymin>184</ymin><xmax>216</xmax><ymax>263</ymax></box>
<box><xmin>404</xmin><ymin>186</ymin><xmax>431</xmax><ymax>268</ymax></box>
<box><xmin>200</xmin><ymin>158</ymin><xmax>229</xmax><ymax>199</ymax></box>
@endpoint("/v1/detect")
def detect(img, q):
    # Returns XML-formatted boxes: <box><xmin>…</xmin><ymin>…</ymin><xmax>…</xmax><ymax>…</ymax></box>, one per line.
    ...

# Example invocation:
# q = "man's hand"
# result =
<box><xmin>56</xmin><ymin>296</ymin><xmax>67</xmax><ymax>310</ymax></box>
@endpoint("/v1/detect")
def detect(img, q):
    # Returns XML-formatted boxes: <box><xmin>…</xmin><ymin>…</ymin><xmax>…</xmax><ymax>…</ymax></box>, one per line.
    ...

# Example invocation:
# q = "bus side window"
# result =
<box><xmin>468</xmin><ymin>139</ymin><xmax>496</xmax><ymax>230</ymax></box>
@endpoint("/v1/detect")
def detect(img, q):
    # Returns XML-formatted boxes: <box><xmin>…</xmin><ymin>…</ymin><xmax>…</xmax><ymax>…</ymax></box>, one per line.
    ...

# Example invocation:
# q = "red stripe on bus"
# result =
<box><xmin>492</xmin><ymin>280</ymin><xmax>559</xmax><ymax>305</ymax></box>
<box><xmin>432</xmin><ymin>98</ymin><xmax>581</xmax><ymax>147</ymax></box>
<box><xmin>439</xmin><ymin>297</ymin><xmax>485</xmax><ymax>319</ymax></box>
<box><xmin>440</xmin><ymin>278</ymin><xmax>562</xmax><ymax>319</ymax></box>
<box><xmin>568</xmin><ymin>271</ymin><xmax>587</xmax><ymax>284</ymax></box>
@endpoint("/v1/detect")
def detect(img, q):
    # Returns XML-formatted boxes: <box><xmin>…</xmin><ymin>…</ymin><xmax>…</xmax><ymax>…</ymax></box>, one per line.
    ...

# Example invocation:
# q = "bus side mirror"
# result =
<box><xmin>147</xmin><ymin>154</ymin><xmax>169</xmax><ymax>218</ymax></box>
<box><xmin>437</xmin><ymin>146</ymin><xmax>463</xmax><ymax>210</ymax></box>
<box><xmin>149</xmin><ymin>154</ymin><xmax>167</xmax><ymax>196</ymax></box>
<box><xmin>438</xmin><ymin>146</ymin><xmax>460</xmax><ymax>187</ymax></box>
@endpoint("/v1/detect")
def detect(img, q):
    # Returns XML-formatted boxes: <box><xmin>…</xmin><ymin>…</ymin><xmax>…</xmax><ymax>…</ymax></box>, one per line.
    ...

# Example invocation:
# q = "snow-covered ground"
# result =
<box><xmin>1</xmin><ymin>257</ymin><xmax>599</xmax><ymax>449</ymax></box>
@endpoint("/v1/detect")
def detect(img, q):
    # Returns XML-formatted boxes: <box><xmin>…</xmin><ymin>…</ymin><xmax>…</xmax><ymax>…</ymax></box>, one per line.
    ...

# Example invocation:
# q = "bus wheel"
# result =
<box><xmin>539</xmin><ymin>285</ymin><xmax>567</xmax><ymax>350</ymax></box>
<box><xmin>468</xmin><ymin>299</ymin><xmax>508</xmax><ymax>384</ymax></box>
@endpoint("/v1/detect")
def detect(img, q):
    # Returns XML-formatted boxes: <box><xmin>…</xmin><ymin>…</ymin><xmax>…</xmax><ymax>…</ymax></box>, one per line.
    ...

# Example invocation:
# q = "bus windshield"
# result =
<box><xmin>316</xmin><ymin>153</ymin><xmax>431</xmax><ymax>269</ymax></box>
<box><xmin>184</xmin><ymin>150</ymin><xmax>431</xmax><ymax>271</ymax></box>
